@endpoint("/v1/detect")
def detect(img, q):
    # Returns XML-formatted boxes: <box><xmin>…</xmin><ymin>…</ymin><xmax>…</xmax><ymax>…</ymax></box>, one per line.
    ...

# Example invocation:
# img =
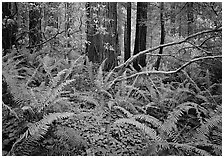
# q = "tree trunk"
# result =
<box><xmin>124</xmin><ymin>2</ymin><xmax>131</xmax><ymax>62</ymax></box>
<box><xmin>2</xmin><ymin>2</ymin><xmax>18</xmax><ymax>55</ymax></box>
<box><xmin>29</xmin><ymin>3</ymin><xmax>42</xmax><ymax>51</ymax></box>
<box><xmin>154</xmin><ymin>2</ymin><xmax>165</xmax><ymax>71</ymax></box>
<box><xmin>187</xmin><ymin>2</ymin><xmax>194</xmax><ymax>35</ymax></box>
<box><xmin>86</xmin><ymin>2</ymin><xmax>118</xmax><ymax>71</ymax></box>
<box><xmin>170</xmin><ymin>3</ymin><xmax>176</xmax><ymax>35</ymax></box>
<box><xmin>117</xmin><ymin>3</ymin><xmax>124</xmax><ymax>63</ymax></box>
<box><xmin>146</xmin><ymin>3</ymin><xmax>152</xmax><ymax>49</ymax></box>
<box><xmin>133</xmin><ymin>2</ymin><xmax>147</xmax><ymax>71</ymax></box>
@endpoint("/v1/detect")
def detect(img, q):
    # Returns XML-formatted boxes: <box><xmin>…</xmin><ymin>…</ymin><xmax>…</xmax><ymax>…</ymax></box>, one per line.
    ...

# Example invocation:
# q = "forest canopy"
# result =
<box><xmin>2</xmin><ymin>2</ymin><xmax>222</xmax><ymax>156</ymax></box>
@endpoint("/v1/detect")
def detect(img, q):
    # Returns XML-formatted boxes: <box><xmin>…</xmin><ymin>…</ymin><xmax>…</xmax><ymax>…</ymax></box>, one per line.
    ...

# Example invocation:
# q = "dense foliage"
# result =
<box><xmin>2</xmin><ymin>2</ymin><xmax>222</xmax><ymax>156</ymax></box>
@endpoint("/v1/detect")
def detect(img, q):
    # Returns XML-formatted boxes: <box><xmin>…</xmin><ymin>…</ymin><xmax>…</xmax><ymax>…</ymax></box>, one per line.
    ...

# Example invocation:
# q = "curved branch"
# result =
<box><xmin>112</xmin><ymin>55</ymin><xmax>221</xmax><ymax>84</ymax></box>
<box><xmin>114</xmin><ymin>27</ymin><xmax>222</xmax><ymax>73</ymax></box>
<box><xmin>146</xmin><ymin>53</ymin><xmax>188</xmax><ymax>62</ymax></box>
<box><xmin>187</xmin><ymin>41</ymin><xmax>213</xmax><ymax>55</ymax></box>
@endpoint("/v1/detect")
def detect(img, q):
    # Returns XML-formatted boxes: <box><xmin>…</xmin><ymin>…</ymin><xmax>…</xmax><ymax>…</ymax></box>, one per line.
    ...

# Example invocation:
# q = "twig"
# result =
<box><xmin>26</xmin><ymin>30</ymin><xmax>66</xmax><ymax>49</ymax></box>
<box><xmin>146</xmin><ymin>53</ymin><xmax>188</xmax><ymax>62</ymax></box>
<box><xmin>187</xmin><ymin>41</ymin><xmax>213</xmax><ymax>55</ymax></box>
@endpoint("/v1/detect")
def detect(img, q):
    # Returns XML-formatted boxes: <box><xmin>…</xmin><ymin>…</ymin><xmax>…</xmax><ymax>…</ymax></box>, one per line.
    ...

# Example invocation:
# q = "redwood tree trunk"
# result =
<box><xmin>133</xmin><ymin>2</ymin><xmax>147</xmax><ymax>71</ymax></box>
<box><xmin>187</xmin><ymin>2</ymin><xmax>194</xmax><ymax>35</ymax></box>
<box><xmin>29</xmin><ymin>3</ymin><xmax>42</xmax><ymax>51</ymax></box>
<box><xmin>2</xmin><ymin>2</ymin><xmax>18</xmax><ymax>55</ymax></box>
<box><xmin>124</xmin><ymin>2</ymin><xmax>131</xmax><ymax>62</ymax></box>
<box><xmin>154</xmin><ymin>2</ymin><xmax>165</xmax><ymax>71</ymax></box>
<box><xmin>86</xmin><ymin>2</ymin><xmax>118</xmax><ymax>71</ymax></box>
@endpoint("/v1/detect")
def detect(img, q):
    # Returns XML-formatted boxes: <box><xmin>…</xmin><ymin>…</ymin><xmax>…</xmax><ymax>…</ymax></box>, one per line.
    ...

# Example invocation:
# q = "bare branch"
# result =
<box><xmin>112</xmin><ymin>55</ymin><xmax>221</xmax><ymax>84</ymax></box>
<box><xmin>114</xmin><ymin>27</ymin><xmax>222</xmax><ymax>73</ymax></box>
<box><xmin>187</xmin><ymin>41</ymin><xmax>213</xmax><ymax>55</ymax></box>
<box><xmin>146</xmin><ymin>53</ymin><xmax>188</xmax><ymax>62</ymax></box>
<box><xmin>26</xmin><ymin>30</ymin><xmax>66</xmax><ymax>49</ymax></box>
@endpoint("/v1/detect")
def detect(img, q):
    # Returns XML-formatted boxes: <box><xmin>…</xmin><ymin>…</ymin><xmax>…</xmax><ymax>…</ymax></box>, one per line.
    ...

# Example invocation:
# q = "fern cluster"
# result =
<box><xmin>112</xmin><ymin>71</ymin><xmax>221</xmax><ymax>156</ymax></box>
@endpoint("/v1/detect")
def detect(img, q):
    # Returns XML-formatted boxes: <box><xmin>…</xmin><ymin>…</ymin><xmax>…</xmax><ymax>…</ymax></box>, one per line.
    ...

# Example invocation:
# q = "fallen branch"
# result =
<box><xmin>111</xmin><ymin>55</ymin><xmax>221</xmax><ymax>84</ymax></box>
<box><xmin>114</xmin><ymin>27</ymin><xmax>222</xmax><ymax>73</ymax></box>
<box><xmin>146</xmin><ymin>53</ymin><xmax>188</xmax><ymax>62</ymax></box>
<box><xmin>187</xmin><ymin>41</ymin><xmax>212</xmax><ymax>55</ymax></box>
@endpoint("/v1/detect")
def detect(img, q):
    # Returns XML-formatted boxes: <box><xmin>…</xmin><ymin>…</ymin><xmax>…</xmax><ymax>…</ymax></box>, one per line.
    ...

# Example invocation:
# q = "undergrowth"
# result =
<box><xmin>2</xmin><ymin>47</ymin><xmax>222</xmax><ymax>156</ymax></box>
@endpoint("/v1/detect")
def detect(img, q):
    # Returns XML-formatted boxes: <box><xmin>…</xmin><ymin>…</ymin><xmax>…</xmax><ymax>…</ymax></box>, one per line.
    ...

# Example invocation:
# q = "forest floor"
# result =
<box><xmin>2</xmin><ymin>56</ymin><xmax>222</xmax><ymax>156</ymax></box>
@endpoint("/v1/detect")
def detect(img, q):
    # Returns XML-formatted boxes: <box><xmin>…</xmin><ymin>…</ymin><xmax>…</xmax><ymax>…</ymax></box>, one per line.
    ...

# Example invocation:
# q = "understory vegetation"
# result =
<box><xmin>2</xmin><ymin>45</ymin><xmax>222</xmax><ymax>156</ymax></box>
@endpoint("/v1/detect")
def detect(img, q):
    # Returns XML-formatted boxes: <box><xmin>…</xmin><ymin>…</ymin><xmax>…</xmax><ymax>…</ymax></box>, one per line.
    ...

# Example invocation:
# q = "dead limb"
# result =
<box><xmin>111</xmin><ymin>55</ymin><xmax>221</xmax><ymax>85</ymax></box>
<box><xmin>113</xmin><ymin>27</ymin><xmax>221</xmax><ymax>74</ymax></box>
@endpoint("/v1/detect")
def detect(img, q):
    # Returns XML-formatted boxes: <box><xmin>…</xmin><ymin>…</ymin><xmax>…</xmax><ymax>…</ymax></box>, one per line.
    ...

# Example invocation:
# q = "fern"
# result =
<box><xmin>10</xmin><ymin>112</ymin><xmax>74</xmax><ymax>156</ymax></box>
<box><xmin>70</xmin><ymin>91</ymin><xmax>100</xmax><ymax>107</ymax></box>
<box><xmin>187</xmin><ymin>142</ymin><xmax>222</xmax><ymax>156</ymax></box>
<box><xmin>3</xmin><ymin>59</ymin><xmax>33</xmax><ymax>107</ymax></box>
<box><xmin>113</xmin><ymin>106</ymin><xmax>133</xmax><ymax>118</ymax></box>
<box><xmin>133</xmin><ymin>114</ymin><xmax>162</xmax><ymax>128</ymax></box>
<box><xmin>196</xmin><ymin>114</ymin><xmax>222</xmax><ymax>139</ymax></box>
<box><xmin>160</xmin><ymin>103</ymin><xmax>194</xmax><ymax>137</ymax></box>
<box><xmin>114</xmin><ymin>118</ymin><xmax>163</xmax><ymax>142</ymax></box>
<box><xmin>2</xmin><ymin>102</ymin><xmax>19</xmax><ymax>120</ymax></box>
<box><xmin>168</xmin><ymin>142</ymin><xmax>211</xmax><ymax>156</ymax></box>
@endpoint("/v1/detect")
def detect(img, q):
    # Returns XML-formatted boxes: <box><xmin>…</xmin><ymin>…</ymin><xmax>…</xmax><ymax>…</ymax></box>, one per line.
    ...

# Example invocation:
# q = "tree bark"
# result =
<box><xmin>187</xmin><ymin>2</ymin><xmax>194</xmax><ymax>35</ymax></box>
<box><xmin>29</xmin><ymin>3</ymin><xmax>42</xmax><ymax>51</ymax></box>
<box><xmin>154</xmin><ymin>2</ymin><xmax>165</xmax><ymax>71</ymax></box>
<box><xmin>124</xmin><ymin>2</ymin><xmax>131</xmax><ymax>62</ymax></box>
<box><xmin>133</xmin><ymin>2</ymin><xmax>147</xmax><ymax>71</ymax></box>
<box><xmin>86</xmin><ymin>2</ymin><xmax>118</xmax><ymax>71</ymax></box>
<box><xmin>170</xmin><ymin>3</ymin><xmax>176</xmax><ymax>35</ymax></box>
<box><xmin>2</xmin><ymin>2</ymin><xmax>18</xmax><ymax>55</ymax></box>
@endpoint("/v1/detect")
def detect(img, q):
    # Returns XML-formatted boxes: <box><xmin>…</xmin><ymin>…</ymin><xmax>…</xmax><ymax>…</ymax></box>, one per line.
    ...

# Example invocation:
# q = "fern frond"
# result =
<box><xmin>187</xmin><ymin>142</ymin><xmax>222</xmax><ymax>156</ymax></box>
<box><xmin>115</xmin><ymin>97</ymin><xmax>139</xmax><ymax>114</ymax></box>
<box><xmin>70</xmin><ymin>91</ymin><xmax>100</xmax><ymax>107</ymax></box>
<box><xmin>114</xmin><ymin>118</ymin><xmax>163</xmax><ymax>142</ymax></box>
<box><xmin>126</xmin><ymin>85</ymin><xmax>149</xmax><ymax>102</ymax></box>
<box><xmin>160</xmin><ymin>103</ymin><xmax>193</xmax><ymax>136</ymax></box>
<box><xmin>113</xmin><ymin>106</ymin><xmax>133</xmax><ymax>118</ymax></box>
<box><xmin>176</xmin><ymin>87</ymin><xmax>196</xmax><ymax>96</ymax></box>
<box><xmin>197</xmin><ymin>114</ymin><xmax>222</xmax><ymax>137</ymax></box>
<box><xmin>10</xmin><ymin>112</ymin><xmax>74</xmax><ymax>156</ymax></box>
<box><xmin>50</xmin><ymin>69</ymin><xmax>69</xmax><ymax>88</ymax></box>
<box><xmin>26</xmin><ymin>112</ymin><xmax>74</xmax><ymax>140</ymax></box>
<box><xmin>133</xmin><ymin>114</ymin><xmax>162</xmax><ymax>128</ymax></box>
<box><xmin>169</xmin><ymin>142</ymin><xmax>211</xmax><ymax>156</ymax></box>
<box><xmin>78</xmin><ymin>95</ymin><xmax>100</xmax><ymax>107</ymax></box>
<box><xmin>2</xmin><ymin>102</ymin><xmax>19</xmax><ymax>119</ymax></box>
<box><xmin>43</xmin><ymin>78</ymin><xmax>76</xmax><ymax>109</ymax></box>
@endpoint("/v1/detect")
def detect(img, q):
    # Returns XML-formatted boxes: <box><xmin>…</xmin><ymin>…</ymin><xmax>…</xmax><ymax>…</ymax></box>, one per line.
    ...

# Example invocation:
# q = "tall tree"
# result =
<box><xmin>2</xmin><ymin>2</ymin><xmax>18</xmax><ymax>55</ymax></box>
<box><xmin>187</xmin><ymin>2</ymin><xmax>194</xmax><ymax>35</ymax></box>
<box><xmin>29</xmin><ymin>3</ymin><xmax>42</xmax><ymax>51</ymax></box>
<box><xmin>154</xmin><ymin>2</ymin><xmax>165</xmax><ymax>70</ymax></box>
<box><xmin>124</xmin><ymin>2</ymin><xmax>131</xmax><ymax>62</ymax></box>
<box><xmin>170</xmin><ymin>3</ymin><xmax>176</xmax><ymax>35</ymax></box>
<box><xmin>86</xmin><ymin>2</ymin><xmax>118</xmax><ymax>71</ymax></box>
<box><xmin>117</xmin><ymin>3</ymin><xmax>124</xmax><ymax>62</ymax></box>
<box><xmin>133</xmin><ymin>2</ymin><xmax>147</xmax><ymax>71</ymax></box>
